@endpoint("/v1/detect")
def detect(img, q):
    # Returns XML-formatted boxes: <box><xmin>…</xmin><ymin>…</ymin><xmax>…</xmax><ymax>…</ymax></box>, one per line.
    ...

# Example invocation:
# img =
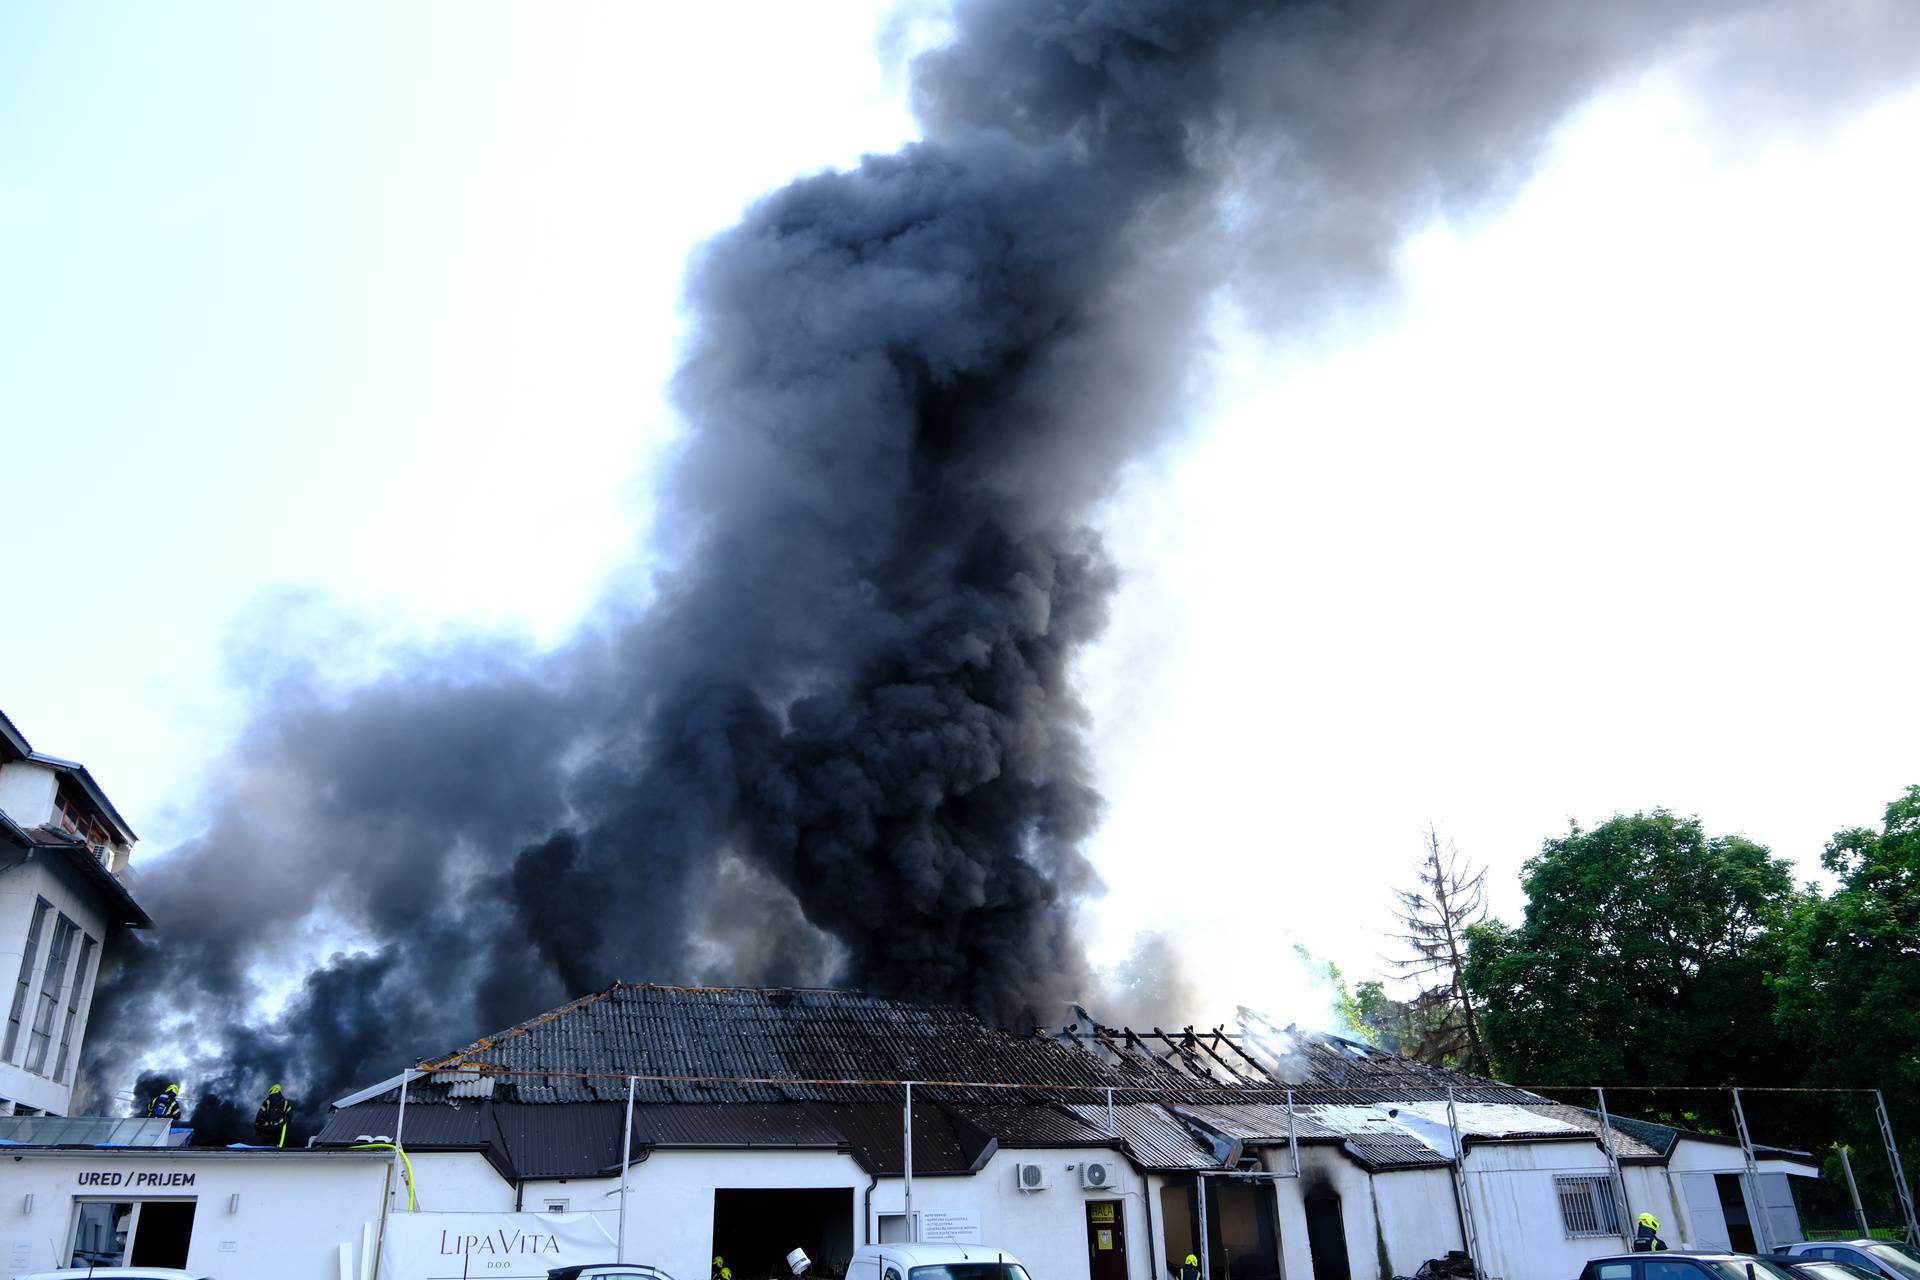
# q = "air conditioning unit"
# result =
<box><xmin>1015</xmin><ymin>1161</ymin><xmax>1049</xmax><ymax>1192</ymax></box>
<box><xmin>1081</xmin><ymin>1160</ymin><xmax>1117</xmax><ymax>1190</ymax></box>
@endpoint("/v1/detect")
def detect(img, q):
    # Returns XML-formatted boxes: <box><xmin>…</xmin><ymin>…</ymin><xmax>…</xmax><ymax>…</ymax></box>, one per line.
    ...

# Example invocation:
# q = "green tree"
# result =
<box><xmin>1775</xmin><ymin>785</ymin><xmax>1920</xmax><ymax>1204</ymax></box>
<box><xmin>1348</xmin><ymin>978</ymin><xmax>1466</xmax><ymax>1064</ymax></box>
<box><xmin>1462</xmin><ymin>810</ymin><xmax>1802</xmax><ymax>1087</ymax></box>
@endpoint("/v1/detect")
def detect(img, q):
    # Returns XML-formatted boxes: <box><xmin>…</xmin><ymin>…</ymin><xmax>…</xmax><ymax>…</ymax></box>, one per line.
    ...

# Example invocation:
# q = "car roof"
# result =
<box><xmin>19</xmin><ymin>1271</ymin><xmax>209</xmax><ymax>1279</ymax></box>
<box><xmin>1590</xmin><ymin>1254</ymin><xmax>1755</xmax><ymax>1262</ymax></box>
<box><xmin>858</xmin><ymin>1245</ymin><xmax>1026</xmax><ymax>1267</ymax></box>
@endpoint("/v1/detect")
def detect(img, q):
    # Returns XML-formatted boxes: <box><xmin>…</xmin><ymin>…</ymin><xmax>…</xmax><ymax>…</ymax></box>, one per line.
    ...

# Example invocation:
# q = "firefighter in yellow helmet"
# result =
<box><xmin>254</xmin><ymin>1083</ymin><xmax>293</xmax><ymax>1148</ymax></box>
<box><xmin>1176</xmin><ymin>1253</ymin><xmax>1202</xmax><ymax>1280</ymax></box>
<box><xmin>147</xmin><ymin>1083</ymin><xmax>183</xmax><ymax>1120</ymax></box>
<box><xmin>714</xmin><ymin>1257</ymin><xmax>732</xmax><ymax>1280</ymax></box>
<box><xmin>1633</xmin><ymin>1212</ymin><xmax>1667</xmax><ymax>1252</ymax></box>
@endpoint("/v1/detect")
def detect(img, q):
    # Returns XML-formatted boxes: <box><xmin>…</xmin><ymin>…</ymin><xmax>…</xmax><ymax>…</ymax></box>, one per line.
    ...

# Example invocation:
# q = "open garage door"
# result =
<box><xmin>714</xmin><ymin>1188</ymin><xmax>855</xmax><ymax>1280</ymax></box>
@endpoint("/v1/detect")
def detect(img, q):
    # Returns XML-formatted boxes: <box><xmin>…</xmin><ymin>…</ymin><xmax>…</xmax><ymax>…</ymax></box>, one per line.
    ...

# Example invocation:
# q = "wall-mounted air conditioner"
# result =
<box><xmin>1081</xmin><ymin>1160</ymin><xmax>1117</xmax><ymax>1190</ymax></box>
<box><xmin>1015</xmin><ymin>1161</ymin><xmax>1049</xmax><ymax>1192</ymax></box>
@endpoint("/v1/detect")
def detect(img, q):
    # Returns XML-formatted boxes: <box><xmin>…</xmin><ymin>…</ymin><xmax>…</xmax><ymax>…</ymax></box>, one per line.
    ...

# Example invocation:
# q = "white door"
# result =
<box><xmin>1758</xmin><ymin>1174</ymin><xmax>1803</xmax><ymax>1248</ymax></box>
<box><xmin>1680</xmin><ymin>1173</ymin><xmax>1732</xmax><ymax>1250</ymax></box>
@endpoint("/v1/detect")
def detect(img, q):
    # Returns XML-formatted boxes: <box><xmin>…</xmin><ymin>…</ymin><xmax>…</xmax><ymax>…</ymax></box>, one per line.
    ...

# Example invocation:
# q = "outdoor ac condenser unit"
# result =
<box><xmin>1081</xmin><ymin>1160</ymin><xmax>1117</xmax><ymax>1189</ymax></box>
<box><xmin>1016</xmin><ymin>1161</ymin><xmax>1049</xmax><ymax>1192</ymax></box>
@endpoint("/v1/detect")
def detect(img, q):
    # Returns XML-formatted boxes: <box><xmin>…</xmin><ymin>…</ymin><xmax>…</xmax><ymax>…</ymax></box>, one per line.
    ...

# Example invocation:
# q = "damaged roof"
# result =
<box><xmin>400</xmin><ymin>983</ymin><xmax>1541</xmax><ymax>1108</ymax></box>
<box><xmin>323</xmin><ymin>983</ymin><xmax>1788</xmax><ymax>1178</ymax></box>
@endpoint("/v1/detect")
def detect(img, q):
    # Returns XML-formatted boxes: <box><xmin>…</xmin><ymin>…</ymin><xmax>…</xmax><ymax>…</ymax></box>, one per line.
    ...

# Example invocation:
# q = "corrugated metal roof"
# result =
<box><xmin>406</xmin><ymin>985</ymin><xmax>1190</xmax><ymax>1106</ymax></box>
<box><xmin>494</xmin><ymin>1103</ymin><xmax>624</xmax><ymax>1178</ymax></box>
<box><xmin>388</xmin><ymin>984</ymin><xmax>1542</xmax><ymax>1111</ymax></box>
<box><xmin>633</xmin><ymin>1103</ymin><xmax>844</xmax><ymax>1149</ymax></box>
<box><xmin>314</xmin><ymin>1102</ymin><xmax>488</xmax><ymax>1147</ymax></box>
<box><xmin>808</xmin><ymin>1102</ymin><xmax>996</xmax><ymax>1176</ymax></box>
<box><xmin>1173</xmin><ymin>1103</ymin><xmax>1341</xmax><ymax>1143</ymax></box>
<box><xmin>1061</xmin><ymin>1103</ymin><xmax>1214</xmax><ymax>1171</ymax></box>
<box><xmin>1343</xmin><ymin>1133</ymin><xmax>1450</xmax><ymax>1172</ymax></box>
<box><xmin>950</xmin><ymin>1104</ymin><xmax>1109</xmax><ymax>1148</ymax></box>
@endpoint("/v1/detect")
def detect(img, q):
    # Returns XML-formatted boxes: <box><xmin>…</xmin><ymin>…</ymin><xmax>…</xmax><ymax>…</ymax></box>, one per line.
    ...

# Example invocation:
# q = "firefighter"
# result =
<box><xmin>1633</xmin><ymin>1212</ymin><xmax>1667</xmax><ymax>1252</ymax></box>
<box><xmin>147</xmin><ymin>1083</ymin><xmax>183</xmax><ymax>1120</ymax></box>
<box><xmin>254</xmin><ymin>1083</ymin><xmax>293</xmax><ymax>1148</ymax></box>
<box><xmin>1176</xmin><ymin>1253</ymin><xmax>1202</xmax><ymax>1280</ymax></box>
<box><xmin>714</xmin><ymin>1257</ymin><xmax>731</xmax><ymax>1280</ymax></box>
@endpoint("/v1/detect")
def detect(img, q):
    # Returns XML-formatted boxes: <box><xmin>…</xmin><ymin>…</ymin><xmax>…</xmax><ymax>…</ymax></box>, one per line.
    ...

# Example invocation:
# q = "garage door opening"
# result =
<box><xmin>129</xmin><ymin>1201</ymin><xmax>196</xmax><ymax>1268</ymax></box>
<box><xmin>713</xmin><ymin>1188</ymin><xmax>854</xmax><ymax>1280</ymax></box>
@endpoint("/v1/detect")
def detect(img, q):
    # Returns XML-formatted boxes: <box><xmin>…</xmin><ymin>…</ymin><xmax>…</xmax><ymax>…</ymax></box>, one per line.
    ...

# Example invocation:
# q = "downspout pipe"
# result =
<box><xmin>865</xmin><ymin>1173</ymin><xmax>880</xmax><ymax>1245</ymax></box>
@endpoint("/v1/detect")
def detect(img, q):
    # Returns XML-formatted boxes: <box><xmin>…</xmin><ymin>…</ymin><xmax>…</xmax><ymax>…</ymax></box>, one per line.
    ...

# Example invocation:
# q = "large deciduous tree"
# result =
<box><xmin>1775</xmin><ymin>785</ymin><xmax>1920</xmax><ymax>1197</ymax></box>
<box><xmin>1462</xmin><ymin>810</ymin><xmax>1801</xmax><ymax>1088</ymax></box>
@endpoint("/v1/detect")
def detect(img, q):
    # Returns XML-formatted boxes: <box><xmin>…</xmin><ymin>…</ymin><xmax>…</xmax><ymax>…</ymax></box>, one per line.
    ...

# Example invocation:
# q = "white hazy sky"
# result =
<box><xmin>4</xmin><ymin>3</ymin><xmax>1917</xmax><ymax>1030</ymax></box>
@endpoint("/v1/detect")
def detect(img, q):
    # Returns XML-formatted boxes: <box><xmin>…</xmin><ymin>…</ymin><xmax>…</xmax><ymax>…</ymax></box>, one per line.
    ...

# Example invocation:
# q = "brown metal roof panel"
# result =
<box><xmin>1061</xmin><ymin>1103</ymin><xmax>1216</xmax><ymax>1171</ymax></box>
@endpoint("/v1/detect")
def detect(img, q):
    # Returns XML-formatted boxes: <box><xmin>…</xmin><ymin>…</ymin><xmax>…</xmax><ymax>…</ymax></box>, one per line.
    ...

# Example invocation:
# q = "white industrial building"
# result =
<box><xmin>0</xmin><ymin>708</ymin><xmax>148</xmax><ymax>1119</ymax></box>
<box><xmin>0</xmin><ymin>984</ymin><xmax>1827</xmax><ymax>1279</ymax></box>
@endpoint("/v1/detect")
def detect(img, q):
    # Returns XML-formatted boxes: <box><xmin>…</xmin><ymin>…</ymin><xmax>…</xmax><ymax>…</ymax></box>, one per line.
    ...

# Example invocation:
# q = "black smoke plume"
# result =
<box><xmin>84</xmin><ymin>0</ymin><xmax>1920</xmax><ymax>1141</ymax></box>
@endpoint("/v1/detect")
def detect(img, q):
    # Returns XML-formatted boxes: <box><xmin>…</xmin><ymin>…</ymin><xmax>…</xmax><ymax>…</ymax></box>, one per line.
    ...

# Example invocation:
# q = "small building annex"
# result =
<box><xmin>303</xmin><ymin>983</ymin><xmax>1822</xmax><ymax>1280</ymax></box>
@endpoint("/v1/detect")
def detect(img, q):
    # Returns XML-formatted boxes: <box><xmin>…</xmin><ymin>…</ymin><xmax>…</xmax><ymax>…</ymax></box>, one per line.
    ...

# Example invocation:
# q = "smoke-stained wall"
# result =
<box><xmin>82</xmin><ymin>0</ymin><xmax>1920</xmax><ymax>1140</ymax></box>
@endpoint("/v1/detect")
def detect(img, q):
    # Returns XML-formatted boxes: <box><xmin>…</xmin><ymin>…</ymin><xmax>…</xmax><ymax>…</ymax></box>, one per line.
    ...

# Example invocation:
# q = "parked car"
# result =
<box><xmin>548</xmin><ymin>1269</ymin><xmax>678</xmax><ymax>1280</ymax></box>
<box><xmin>18</xmin><ymin>1270</ymin><xmax>211</xmax><ymax>1280</ymax></box>
<box><xmin>1778</xmin><ymin>1242</ymin><xmax>1920</xmax><ymax>1280</ymax></box>
<box><xmin>1776</xmin><ymin>1258</ymin><xmax>1883</xmax><ymax>1280</ymax></box>
<box><xmin>1578</xmin><ymin>1252</ymin><xmax>1803</xmax><ymax>1280</ymax></box>
<box><xmin>847</xmin><ymin>1243</ymin><xmax>1033</xmax><ymax>1280</ymax></box>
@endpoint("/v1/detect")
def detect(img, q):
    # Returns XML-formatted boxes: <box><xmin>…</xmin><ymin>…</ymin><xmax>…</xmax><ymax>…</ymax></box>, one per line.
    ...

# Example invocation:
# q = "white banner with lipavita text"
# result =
<box><xmin>381</xmin><ymin>1210</ymin><xmax>619</xmax><ymax>1280</ymax></box>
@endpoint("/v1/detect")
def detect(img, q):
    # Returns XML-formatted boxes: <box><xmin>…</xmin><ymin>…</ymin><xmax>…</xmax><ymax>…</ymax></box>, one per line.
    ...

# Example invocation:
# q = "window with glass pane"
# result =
<box><xmin>1554</xmin><ymin>1174</ymin><xmax>1623</xmax><ymax>1237</ymax></box>
<box><xmin>70</xmin><ymin>1201</ymin><xmax>133</xmax><ymax>1267</ymax></box>
<box><xmin>4</xmin><ymin>899</ymin><xmax>52</xmax><ymax>1063</ymax></box>
<box><xmin>54</xmin><ymin>934</ymin><xmax>97</xmax><ymax>1081</ymax></box>
<box><xmin>26</xmin><ymin>913</ymin><xmax>79</xmax><ymax>1074</ymax></box>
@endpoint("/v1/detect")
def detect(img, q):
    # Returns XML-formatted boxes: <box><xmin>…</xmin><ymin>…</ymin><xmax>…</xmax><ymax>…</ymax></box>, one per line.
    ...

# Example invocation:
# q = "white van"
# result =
<box><xmin>847</xmin><ymin>1243</ymin><xmax>1033</xmax><ymax>1280</ymax></box>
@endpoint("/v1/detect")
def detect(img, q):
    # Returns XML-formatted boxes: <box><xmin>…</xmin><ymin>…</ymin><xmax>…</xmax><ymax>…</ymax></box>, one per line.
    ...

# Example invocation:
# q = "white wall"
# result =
<box><xmin>410</xmin><ymin>1150</ymin><xmax>518</xmax><ymax>1213</ymax></box>
<box><xmin>0</xmin><ymin>1150</ymin><xmax>390</xmax><ymax>1279</ymax></box>
<box><xmin>874</xmin><ymin>1149</ymin><xmax>1156</xmax><ymax>1280</ymax></box>
<box><xmin>0</xmin><ymin>763</ymin><xmax>57</xmax><ymax>829</ymax></box>
<box><xmin>517</xmin><ymin>1145</ymin><xmax>1159</xmax><ymax>1280</ymax></box>
<box><xmin>1466</xmin><ymin>1141</ymin><xmax>1644</xmax><ymax>1280</ymax></box>
<box><xmin>1370</xmin><ymin>1168</ymin><xmax>1467</xmax><ymax>1278</ymax></box>
<box><xmin>0</xmin><ymin>859</ymin><xmax>113</xmax><ymax>1115</ymax></box>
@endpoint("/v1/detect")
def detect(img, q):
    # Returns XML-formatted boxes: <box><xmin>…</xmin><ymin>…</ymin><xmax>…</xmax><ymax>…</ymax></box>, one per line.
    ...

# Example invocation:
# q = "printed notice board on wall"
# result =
<box><xmin>919</xmin><ymin>1210</ymin><xmax>983</xmax><ymax>1243</ymax></box>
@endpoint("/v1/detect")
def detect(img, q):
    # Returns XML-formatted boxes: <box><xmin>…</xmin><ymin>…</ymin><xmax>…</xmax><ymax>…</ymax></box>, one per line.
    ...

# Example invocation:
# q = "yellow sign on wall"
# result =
<box><xmin>1089</xmin><ymin>1203</ymin><xmax>1116</xmax><ymax>1223</ymax></box>
<box><xmin>1097</xmin><ymin>1230</ymin><xmax>1115</xmax><ymax>1251</ymax></box>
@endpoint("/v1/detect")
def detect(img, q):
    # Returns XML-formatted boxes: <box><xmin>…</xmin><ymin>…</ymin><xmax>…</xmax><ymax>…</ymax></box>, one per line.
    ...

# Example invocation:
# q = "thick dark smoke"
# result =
<box><xmin>84</xmin><ymin>0</ymin><xmax>1920</xmax><ymax>1140</ymax></box>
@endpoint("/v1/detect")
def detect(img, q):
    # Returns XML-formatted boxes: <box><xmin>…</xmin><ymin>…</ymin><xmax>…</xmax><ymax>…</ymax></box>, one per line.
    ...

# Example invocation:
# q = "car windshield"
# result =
<box><xmin>1796</xmin><ymin>1263</ymin><xmax>1881</xmax><ymax>1280</ymax></box>
<box><xmin>1703</xmin><ymin>1259</ymin><xmax>1802</xmax><ymax>1280</ymax></box>
<box><xmin>1861</xmin><ymin>1247</ymin><xmax>1920</xmax><ymax>1280</ymax></box>
<box><xmin>910</xmin><ymin>1265</ymin><xmax>1032</xmax><ymax>1280</ymax></box>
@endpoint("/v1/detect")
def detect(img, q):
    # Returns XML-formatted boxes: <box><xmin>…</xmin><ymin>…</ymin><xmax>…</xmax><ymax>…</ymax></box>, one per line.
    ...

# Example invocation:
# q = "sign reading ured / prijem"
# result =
<box><xmin>76</xmin><ymin>1170</ymin><xmax>198</xmax><ymax>1188</ymax></box>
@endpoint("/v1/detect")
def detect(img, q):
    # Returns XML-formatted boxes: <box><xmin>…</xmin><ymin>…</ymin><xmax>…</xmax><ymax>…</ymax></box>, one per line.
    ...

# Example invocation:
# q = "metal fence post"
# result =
<box><xmin>392</xmin><ymin>1071</ymin><xmax>409</xmax><ymax>1214</ymax></box>
<box><xmin>904</xmin><ymin>1081</ymin><xmax>915</xmax><ymax>1243</ymax></box>
<box><xmin>1835</xmin><ymin>1145</ymin><xmax>1870</xmax><ymax>1238</ymax></box>
<box><xmin>1731</xmin><ymin>1088</ymin><xmax>1771</xmax><ymax>1255</ymax></box>
<box><xmin>1197</xmin><ymin>1173</ymin><xmax>1211</xmax><ymax>1280</ymax></box>
<box><xmin>1874</xmin><ymin>1091</ymin><xmax>1920</xmax><ymax>1246</ymax></box>
<box><xmin>1446</xmin><ymin>1086</ymin><xmax>1483</xmax><ymax>1280</ymax></box>
<box><xmin>1596</xmin><ymin>1088</ymin><xmax>1634</xmax><ymax>1250</ymax></box>
<box><xmin>617</xmin><ymin>1075</ymin><xmax>636</xmax><ymax>1261</ymax></box>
